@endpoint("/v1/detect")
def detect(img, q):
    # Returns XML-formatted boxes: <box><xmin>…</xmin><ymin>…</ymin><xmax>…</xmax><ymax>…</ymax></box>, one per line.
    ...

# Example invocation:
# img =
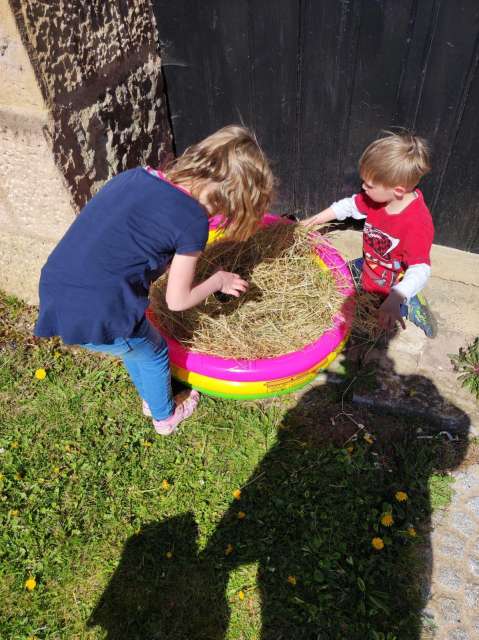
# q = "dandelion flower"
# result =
<box><xmin>225</xmin><ymin>544</ymin><xmax>234</xmax><ymax>556</ymax></box>
<box><xmin>25</xmin><ymin>577</ymin><xmax>36</xmax><ymax>591</ymax></box>
<box><xmin>381</xmin><ymin>513</ymin><xmax>394</xmax><ymax>527</ymax></box>
<box><xmin>166</xmin><ymin>551</ymin><xmax>173</xmax><ymax>559</ymax></box>
<box><xmin>237</xmin><ymin>511</ymin><xmax>246</xmax><ymax>520</ymax></box>
<box><xmin>233</xmin><ymin>489</ymin><xmax>241</xmax><ymax>500</ymax></box>
<box><xmin>395</xmin><ymin>491</ymin><xmax>408</xmax><ymax>502</ymax></box>
<box><xmin>142</xmin><ymin>440</ymin><xmax>152</xmax><ymax>448</ymax></box>
<box><xmin>34</xmin><ymin>368</ymin><xmax>47</xmax><ymax>380</ymax></box>
<box><xmin>407</xmin><ymin>527</ymin><xmax>417</xmax><ymax>537</ymax></box>
<box><xmin>10</xmin><ymin>441</ymin><xmax>19</xmax><ymax>449</ymax></box>
<box><xmin>372</xmin><ymin>537</ymin><xmax>384</xmax><ymax>550</ymax></box>
<box><xmin>9</xmin><ymin>509</ymin><xmax>19</xmax><ymax>517</ymax></box>
<box><xmin>363</xmin><ymin>433</ymin><xmax>375</xmax><ymax>444</ymax></box>
<box><xmin>287</xmin><ymin>575</ymin><xmax>297</xmax><ymax>586</ymax></box>
<box><xmin>161</xmin><ymin>479</ymin><xmax>171</xmax><ymax>490</ymax></box>
<box><xmin>238</xmin><ymin>590</ymin><xmax>245</xmax><ymax>600</ymax></box>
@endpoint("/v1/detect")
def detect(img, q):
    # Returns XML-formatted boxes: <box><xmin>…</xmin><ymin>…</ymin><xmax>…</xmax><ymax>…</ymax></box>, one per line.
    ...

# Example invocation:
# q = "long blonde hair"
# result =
<box><xmin>164</xmin><ymin>125</ymin><xmax>274</xmax><ymax>240</ymax></box>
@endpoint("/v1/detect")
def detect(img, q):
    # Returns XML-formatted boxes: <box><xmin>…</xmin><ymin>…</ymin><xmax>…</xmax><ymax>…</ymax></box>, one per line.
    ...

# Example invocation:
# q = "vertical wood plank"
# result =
<box><xmin>338</xmin><ymin>0</ymin><xmax>419</xmax><ymax>199</ymax></box>
<box><xmin>432</xmin><ymin>38</ymin><xmax>479</xmax><ymax>251</ymax></box>
<box><xmin>411</xmin><ymin>0</ymin><xmax>479</xmax><ymax>247</ymax></box>
<box><xmin>297</xmin><ymin>0</ymin><xmax>360</xmax><ymax>213</ymax></box>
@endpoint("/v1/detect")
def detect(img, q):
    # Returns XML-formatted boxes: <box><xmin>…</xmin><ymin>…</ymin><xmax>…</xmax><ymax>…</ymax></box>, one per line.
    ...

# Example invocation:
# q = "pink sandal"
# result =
<box><xmin>150</xmin><ymin>390</ymin><xmax>200</xmax><ymax>436</ymax></box>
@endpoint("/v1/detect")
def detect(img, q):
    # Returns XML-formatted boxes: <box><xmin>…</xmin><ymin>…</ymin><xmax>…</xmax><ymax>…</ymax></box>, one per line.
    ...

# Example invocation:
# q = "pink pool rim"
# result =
<box><xmin>146</xmin><ymin>214</ymin><xmax>355</xmax><ymax>383</ymax></box>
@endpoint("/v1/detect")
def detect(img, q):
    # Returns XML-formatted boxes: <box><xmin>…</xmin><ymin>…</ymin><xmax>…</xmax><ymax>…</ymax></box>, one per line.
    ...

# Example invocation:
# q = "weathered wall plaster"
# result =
<box><xmin>1</xmin><ymin>0</ymin><xmax>172</xmax><ymax>303</ymax></box>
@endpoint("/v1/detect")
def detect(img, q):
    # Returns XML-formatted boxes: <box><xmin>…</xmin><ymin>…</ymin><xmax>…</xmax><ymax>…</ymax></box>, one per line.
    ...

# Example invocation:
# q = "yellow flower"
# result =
<box><xmin>381</xmin><ymin>513</ymin><xmax>394</xmax><ymax>527</ymax></box>
<box><xmin>407</xmin><ymin>526</ymin><xmax>417</xmax><ymax>537</ymax></box>
<box><xmin>10</xmin><ymin>441</ymin><xmax>19</xmax><ymax>449</ymax></box>
<box><xmin>9</xmin><ymin>509</ymin><xmax>19</xmax><ymax>517</ymax></box>
<box><xmin>238</xmin><ymin>590</ymin><xmax>245</xmax><ymax>600</ymax></box>
<box><xmin>25</xmin><ymin>577</ymin><xmax>37</xmax><ymax>591</ymax></box>
<box><xmin>161</xmin><ymin>479</ymin><xmax>171</xmax><ymax>490</ymax></box>
<box><xmin>287</xmin><ymin>575</ymin><xmax>297</xmax><ymax>586</ymax></box>
<box><xmin>165</xmin><ymin>551</ymin><xmax>173</xmax><ymax>559</ymax></box>
<box><xmin>395</xmin><ymin>491</ymin><xmax>408</xmax><ymax>502</ymax></box>
<box><xmin>233</xmin><ymin>489</ymin><xmax>241</xmax><ymax>500</ymax></box>
<box><xmin>363</xmin><ymin>433</ymin><xmax>375</xmax><ymax>444</ymax></box>
<box><xmin>52</xmin><ymin>466</ymin><xmax>60</xmax><ymax>475</ymax></box>
<box><xmin>372</xmin><ymin>537</ymin><xmax>384</xmax><ymax>550</ymax></box>
<box><xmin>142</xmin><ymin>440</ymin><xmax>152</xmax><ymax>448</ymax></box>
<box><xmin>54</xmin><ymin>351</ymin><xmax>62</xmax><ymax>359</ymax></box>
<box><xmin>225</xmin><ymin>544</ymin><xmax>234</xmax><ymax>556</ymax></box>
<box><xmin>237</xmin><ymin>511</ymin><xmax>246</xmax><ymax>520</ymax></box>
<box><xmin>34</xmin><ymin>368</ymin><xmax>47</xmax><ymax>380</ymax></box>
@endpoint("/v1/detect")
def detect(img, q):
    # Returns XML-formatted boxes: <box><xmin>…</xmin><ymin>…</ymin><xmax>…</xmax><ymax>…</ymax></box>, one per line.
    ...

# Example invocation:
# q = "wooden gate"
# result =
<box><xmin>153</xmin><ymin>0</ymin><xmax>479</xmax><ymax>252</ymax></box>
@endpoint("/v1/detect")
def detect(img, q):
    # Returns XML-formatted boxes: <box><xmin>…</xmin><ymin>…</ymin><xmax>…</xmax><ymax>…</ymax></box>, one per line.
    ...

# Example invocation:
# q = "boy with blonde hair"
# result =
<box><xmin>303</xmin><ymin>131</ymin><xmax>436</xmax><ymax>337</ymax></box>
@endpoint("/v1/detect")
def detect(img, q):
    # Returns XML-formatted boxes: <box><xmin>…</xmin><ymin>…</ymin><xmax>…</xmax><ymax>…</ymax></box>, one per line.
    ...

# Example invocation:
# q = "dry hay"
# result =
<box><xmin>150</xmin><ymin>224</ymin><xmax>347</xmax><ymax>359</ymax></box>
<box><xmin>351</xmin><ymin>290</ymin><xmax>384</xmax><ymax>342</ymax></box>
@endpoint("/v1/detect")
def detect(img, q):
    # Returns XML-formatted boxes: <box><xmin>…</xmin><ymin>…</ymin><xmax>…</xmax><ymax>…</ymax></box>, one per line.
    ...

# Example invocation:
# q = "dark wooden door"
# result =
<box><xmin>153</xmin><ymin>0</ymin><xmax>479</xmax><ymax>253</ymax></box>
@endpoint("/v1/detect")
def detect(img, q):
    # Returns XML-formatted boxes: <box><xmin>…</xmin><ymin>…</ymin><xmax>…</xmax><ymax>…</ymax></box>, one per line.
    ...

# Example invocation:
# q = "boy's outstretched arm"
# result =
<box><xmin>301</xmin><ymin>207</ymin><xmax>337</xmax><ymax>228</ymax></box>
<box><xmin>301</xmin><ymin>197</ymin><xmax>366</xmax><ymax>228</ymax></box>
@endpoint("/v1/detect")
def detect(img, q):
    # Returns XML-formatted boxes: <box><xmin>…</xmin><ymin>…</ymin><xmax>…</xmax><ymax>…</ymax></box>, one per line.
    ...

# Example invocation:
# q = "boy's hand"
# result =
<box><xmin>301</xmin><ymin>207</ymin><xmax>337</xmax><ymax>228</ymax></box>
<box><xmin>216</xmin><ymin>270</ymin><xmax>249</xmax><ymax>297</ymax></box>
<box><xmin>378</xmin><ymin>290</ymin><xmax>406</xmax><ymax>332</ymax></box>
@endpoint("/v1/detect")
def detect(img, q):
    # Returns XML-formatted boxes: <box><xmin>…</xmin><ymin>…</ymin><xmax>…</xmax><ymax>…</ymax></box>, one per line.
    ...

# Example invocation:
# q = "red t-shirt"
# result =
<box><xmin>354</xmin><ymin>189</ymin><xmax>434</xmax><ymax>295</ymax></box>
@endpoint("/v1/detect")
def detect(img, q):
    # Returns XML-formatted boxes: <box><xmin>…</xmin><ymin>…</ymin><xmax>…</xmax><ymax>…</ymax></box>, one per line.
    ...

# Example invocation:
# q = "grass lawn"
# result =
<box><xmin>0</xmin><ymin>291</ymin><xmax>472</xmax><ymax>640</ymax></box>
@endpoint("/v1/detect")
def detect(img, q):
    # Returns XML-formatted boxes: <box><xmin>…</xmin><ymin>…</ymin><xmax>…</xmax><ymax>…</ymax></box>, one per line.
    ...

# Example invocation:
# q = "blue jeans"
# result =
<box><xmin>82</xmin><ymin>317</ymin><xmax>174</xmax><ymax>420</ymax></box>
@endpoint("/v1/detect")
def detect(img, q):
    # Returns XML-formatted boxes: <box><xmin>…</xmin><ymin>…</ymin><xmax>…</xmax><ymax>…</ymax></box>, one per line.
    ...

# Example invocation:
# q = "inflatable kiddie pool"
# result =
<box><xmin>146</xmin><ymin>214</ymin><xmax>355</xmax><ymax>399</ymax></box>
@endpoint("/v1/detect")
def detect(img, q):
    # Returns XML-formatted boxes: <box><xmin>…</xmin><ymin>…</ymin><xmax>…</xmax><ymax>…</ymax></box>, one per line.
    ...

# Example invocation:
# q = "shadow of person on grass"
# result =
<box><xmin>88</xmin><ymin>355</ymin><xmax>470</xmax><ymax>639</ymax></box>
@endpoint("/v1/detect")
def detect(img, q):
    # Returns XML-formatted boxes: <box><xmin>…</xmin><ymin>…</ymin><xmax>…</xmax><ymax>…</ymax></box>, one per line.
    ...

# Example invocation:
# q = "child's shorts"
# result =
<box><xmin>349</xmin><ymin>258</ymin><xmax>437</xmax><ymax>338</ymax></box>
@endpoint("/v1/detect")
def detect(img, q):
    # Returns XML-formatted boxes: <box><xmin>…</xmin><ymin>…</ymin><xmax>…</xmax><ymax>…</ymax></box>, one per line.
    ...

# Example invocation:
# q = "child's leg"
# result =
<box><xmin>124</xmin><ymin>325</ymin><xmax>200</xmax><ymax>434</ymax></box>
<box><xmin>349</xmin><ymin>257</ymin><xmax>364</xmax><ymax>289</ymax></box>
<box><xmin>404</xmin><ymin>292</ymin><xmax>437</xmax><ymax>338</ymax></box>
<box><xmin>123</xmin><ymin>324</ymin><xmax>175</xmax><ymax>421</ymax></box>
<box><xmin>82</xmin><ymin>339</ymin><xmax>151</xmax><ymax>409</ymax></box>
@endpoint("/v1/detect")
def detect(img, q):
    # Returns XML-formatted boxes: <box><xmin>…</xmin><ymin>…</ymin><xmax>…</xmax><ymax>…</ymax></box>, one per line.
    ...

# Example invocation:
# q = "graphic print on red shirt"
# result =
<box><xmin>354</xmin><ymin>190</ymin><xmax>434</xmax><ymax>295</ymax></box>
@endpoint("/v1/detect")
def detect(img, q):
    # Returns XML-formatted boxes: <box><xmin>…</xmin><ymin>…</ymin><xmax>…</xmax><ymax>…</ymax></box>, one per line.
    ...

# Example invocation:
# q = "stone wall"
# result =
<box><xmin>0</xmin><ymin>0</ymin><xmax>172</xmax><ymax>303</ymax></box>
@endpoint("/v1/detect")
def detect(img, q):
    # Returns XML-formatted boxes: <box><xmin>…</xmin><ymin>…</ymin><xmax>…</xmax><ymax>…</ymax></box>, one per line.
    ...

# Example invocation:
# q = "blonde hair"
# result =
<box><xmin>164</xmin><ymin>125</ymin><xmax>274</xmax><ymax>240</ymax></box>
<box><xmin>359</xmin><ymin>131</ymin><xmax>431</xmax><ymax>190</ymax></box>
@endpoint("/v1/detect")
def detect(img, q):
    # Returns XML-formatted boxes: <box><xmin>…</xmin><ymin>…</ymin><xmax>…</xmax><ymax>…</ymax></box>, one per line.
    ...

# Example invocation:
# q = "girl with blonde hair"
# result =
<box><xmin>35</xmin><ymin>125</ymin><xmax>274</xmax><ymax>434</ymax></box>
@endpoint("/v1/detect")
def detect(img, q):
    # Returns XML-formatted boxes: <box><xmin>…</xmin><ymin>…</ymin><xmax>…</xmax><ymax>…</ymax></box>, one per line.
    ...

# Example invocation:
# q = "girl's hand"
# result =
<box><xmin>216</xmin><ymin>270</ymin><xmax>249</xmax><ymax>297</ymax></box>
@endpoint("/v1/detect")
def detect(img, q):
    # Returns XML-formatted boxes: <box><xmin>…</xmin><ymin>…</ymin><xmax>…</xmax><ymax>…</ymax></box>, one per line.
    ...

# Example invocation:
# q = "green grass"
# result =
<box><xmin>0</xmin><ymin>292</ymin><xmax>471</xmax><ymax>640</ymax></box>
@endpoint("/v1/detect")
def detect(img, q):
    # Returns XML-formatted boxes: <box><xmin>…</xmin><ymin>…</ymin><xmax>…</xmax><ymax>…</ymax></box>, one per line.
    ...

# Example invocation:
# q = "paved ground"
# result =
<box><xmin>328</xmin><ymin>230</ymin><xmax>479</xmax><ymax>639</ymax></box>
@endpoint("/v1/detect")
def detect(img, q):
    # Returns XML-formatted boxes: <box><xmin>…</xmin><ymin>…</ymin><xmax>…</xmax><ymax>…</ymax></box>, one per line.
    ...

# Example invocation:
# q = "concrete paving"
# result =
<box><xmin>327</xmin><ymin>230</ymin><xmax>479</xmax><ymax>639</ymax></box>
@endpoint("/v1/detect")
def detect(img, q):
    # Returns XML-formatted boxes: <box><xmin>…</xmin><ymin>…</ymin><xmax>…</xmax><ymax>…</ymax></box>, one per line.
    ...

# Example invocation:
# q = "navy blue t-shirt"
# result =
<box><xmin>34</xmin><ymin>168</ymin><xmax>209</xmax><ymax>344</ymax></box>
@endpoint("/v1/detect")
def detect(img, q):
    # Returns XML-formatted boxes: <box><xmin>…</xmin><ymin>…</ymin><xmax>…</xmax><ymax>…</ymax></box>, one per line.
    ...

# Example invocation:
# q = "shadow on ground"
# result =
<box><xmin>88</xmin><ymin>344</ymin><xmax>470</xmax><ymax>640</ymax></box>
